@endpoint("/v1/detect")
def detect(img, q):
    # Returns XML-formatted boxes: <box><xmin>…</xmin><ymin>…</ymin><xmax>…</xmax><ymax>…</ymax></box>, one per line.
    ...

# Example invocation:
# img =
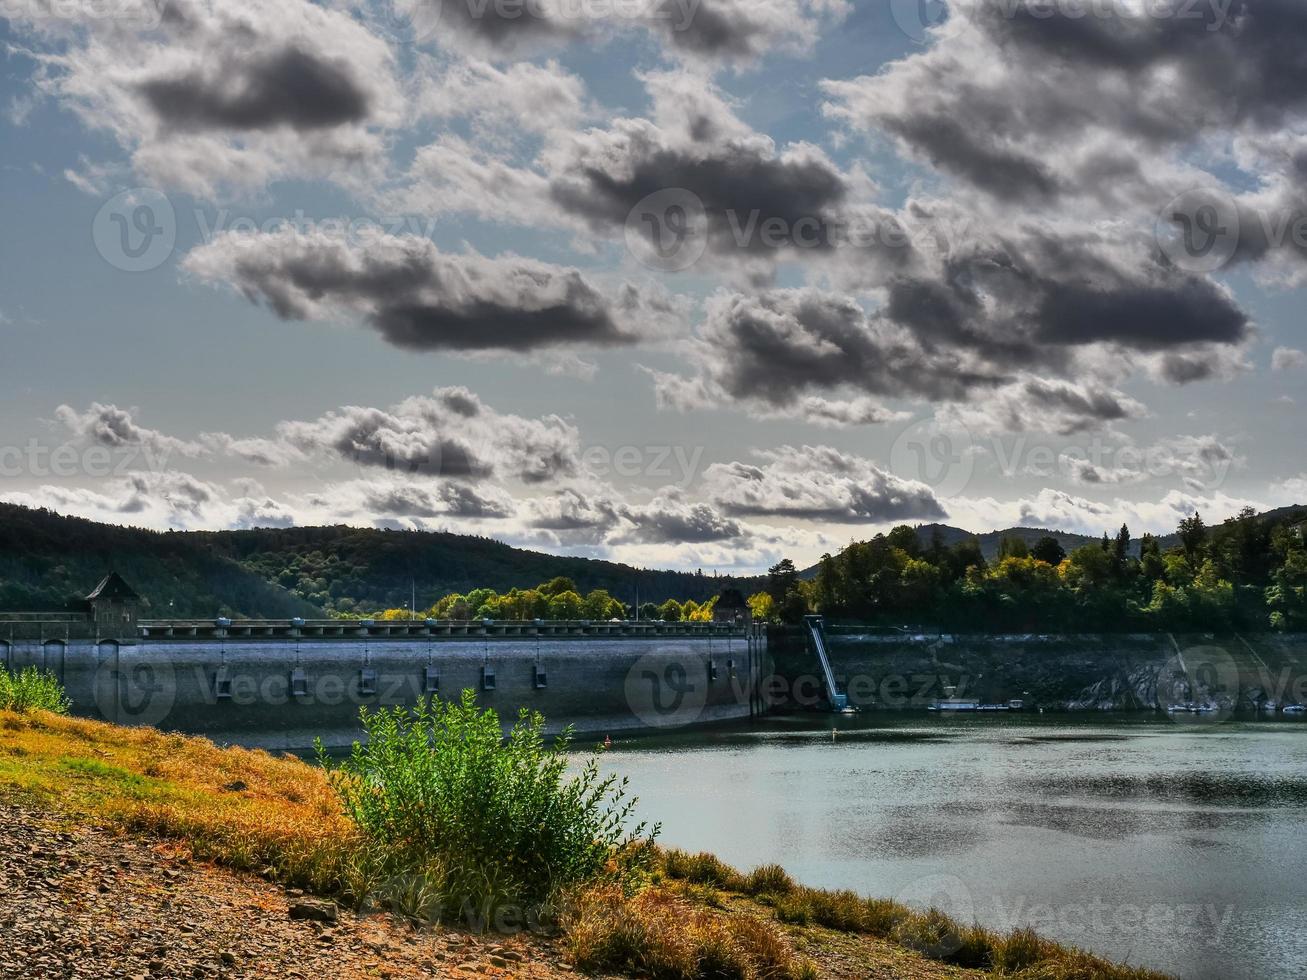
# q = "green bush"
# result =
<box><xmin>321</xmin><ymin>690</ymin><xmax>656</xmax><ymax>927</ymax></box>
<box><xmin>0</xmin><ymin>665</ymin><xmax>70</xmax><ymax>714</ymax></box>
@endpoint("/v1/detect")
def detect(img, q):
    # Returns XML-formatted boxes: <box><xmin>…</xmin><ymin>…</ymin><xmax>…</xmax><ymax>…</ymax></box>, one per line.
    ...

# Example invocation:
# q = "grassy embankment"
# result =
<box><xmin>0</xmin><ymin>670</ymin><xmax>1168</xmax><ymax>980</ymax></box>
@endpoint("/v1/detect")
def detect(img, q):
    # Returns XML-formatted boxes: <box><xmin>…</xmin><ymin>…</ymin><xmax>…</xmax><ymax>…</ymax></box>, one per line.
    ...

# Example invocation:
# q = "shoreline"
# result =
<box><xmin>0</xmin><ymin>707</ymin><xmax>1172</xmax><ymax>980</ymax></box>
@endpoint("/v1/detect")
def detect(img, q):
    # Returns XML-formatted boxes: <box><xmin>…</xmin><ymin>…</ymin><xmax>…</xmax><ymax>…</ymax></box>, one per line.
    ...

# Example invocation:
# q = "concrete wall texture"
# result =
<box><xmin>768</xmin><ymin>629</ymin><xmax>1307</xmax><ymax>712</ymax></box>
<box><xmin>1</xmin><ymin>630</ymin><xmax>769</xmax><ymax>750</ymax></box>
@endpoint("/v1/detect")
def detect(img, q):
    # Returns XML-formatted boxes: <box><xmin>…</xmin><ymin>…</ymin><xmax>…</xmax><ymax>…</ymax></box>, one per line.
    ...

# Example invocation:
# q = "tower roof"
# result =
<box><xmin>716</xmin><ymin>587</ymin><xmax>748</xmax><ymax>609</ymax></box>
<box><xmin>85</xmin><ymin>572</ymin><xmax>140</xmax><ymax>602</ymax></box>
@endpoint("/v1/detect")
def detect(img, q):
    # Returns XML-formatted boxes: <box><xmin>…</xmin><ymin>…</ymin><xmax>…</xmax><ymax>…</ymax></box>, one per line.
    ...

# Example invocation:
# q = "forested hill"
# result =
<box><xmin>0</xmin><ymin>505</ymin><xmax>751</xmax><ymax>618</ymax></box>
<box><xmin>0</xmin><ymin>504</ymin><xmax>319</xmax><ymax>618</ymax></box>
<box><xmin>913</xmin><ymin>523</ymin><xmax>1150</xmax><ymax>560</ymax></box>
<box><xmin>191</xmin><ymin>525</ymin><xmax>749</xmax><ymax>615</ymax></box>
<box><xmin>914</xmin><ymin>506</ymin><xmax>1307</xmax><ymax>561</ymax></box>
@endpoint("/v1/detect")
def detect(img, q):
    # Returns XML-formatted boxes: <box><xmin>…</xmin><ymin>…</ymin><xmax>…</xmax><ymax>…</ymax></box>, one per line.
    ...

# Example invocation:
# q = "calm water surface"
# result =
<box><xmin>587</xmin><ymin>714</ymin><xmax>1307</xmax><ymax>980</ymax></box>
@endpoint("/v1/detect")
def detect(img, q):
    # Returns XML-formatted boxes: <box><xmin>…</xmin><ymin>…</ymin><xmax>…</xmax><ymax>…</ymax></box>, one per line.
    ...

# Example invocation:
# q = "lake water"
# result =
<box><xmin>587</xmin><ymin>713</ymin><xmax>1307</xmax><ymax>980</ymax></box>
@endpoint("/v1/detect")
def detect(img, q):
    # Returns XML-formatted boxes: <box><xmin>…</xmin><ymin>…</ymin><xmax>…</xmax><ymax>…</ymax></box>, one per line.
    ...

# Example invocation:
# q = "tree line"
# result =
<box><xmin>759</xmin><ymin>507</ymin><xmax>1307</xmax><ymax>632</ymax></box>
<box><xmin>366</xmin><ymin>576</ymin><xmax>748</xmax><ymax>623</ymax></box>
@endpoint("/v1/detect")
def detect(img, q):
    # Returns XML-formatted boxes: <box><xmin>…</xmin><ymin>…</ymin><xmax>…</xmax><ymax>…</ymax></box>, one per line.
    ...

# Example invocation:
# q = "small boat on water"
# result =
<box><xmin>1261</xmin><ymin>701</ymin><xmax>1279</xmax><ymax>712</ymax></box>
<box><xmin>1283</xmin><ymin>704</ymin><xmax>1306</xmax><ymax>715</ymax></box>
<box><xmin>927</xmin><ymin>697</ymin><xmax>981</xmax><ymax>711</ymax></box>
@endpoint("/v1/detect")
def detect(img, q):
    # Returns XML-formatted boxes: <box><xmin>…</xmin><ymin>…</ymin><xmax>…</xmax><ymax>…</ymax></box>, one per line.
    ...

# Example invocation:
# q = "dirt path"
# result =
<box><xmin>0</xmin><ymin>802</ymin><xmax>582</xmax><ymax>980</ymax></box>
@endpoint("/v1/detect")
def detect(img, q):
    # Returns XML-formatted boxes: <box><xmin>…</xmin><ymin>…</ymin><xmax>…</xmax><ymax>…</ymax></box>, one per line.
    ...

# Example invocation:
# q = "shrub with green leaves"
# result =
<box><xmin>0</xmin><ymin>665</ymin><xmax>70</xmax><ymax>714</ymax></box>
<box><xmin>321</xmin><ymin>690</ymin><xmax>656</xmax><ymax>926</ymax></box>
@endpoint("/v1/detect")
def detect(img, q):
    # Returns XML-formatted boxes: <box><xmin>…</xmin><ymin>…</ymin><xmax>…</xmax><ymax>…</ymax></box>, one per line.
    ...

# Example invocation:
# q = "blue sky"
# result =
<box><xmin>1</xmin><ymin>0</ymin><xmax>1304</xmax><ymax>573</ymax></box>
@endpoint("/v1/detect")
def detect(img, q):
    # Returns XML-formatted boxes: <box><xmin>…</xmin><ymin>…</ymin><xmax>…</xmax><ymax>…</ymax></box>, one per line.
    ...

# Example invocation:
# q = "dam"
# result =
<box><xmin>0</xmin><ymin>574</ymin><xmax>769</xmax><ymax>749</ymax></box>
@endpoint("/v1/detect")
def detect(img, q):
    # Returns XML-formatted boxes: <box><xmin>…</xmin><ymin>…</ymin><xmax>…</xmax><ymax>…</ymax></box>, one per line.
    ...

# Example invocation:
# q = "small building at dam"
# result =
<box><xmin>0</xmin><ymin>575</ymin><xmax>769</xmax><ymax>749</ymax></box>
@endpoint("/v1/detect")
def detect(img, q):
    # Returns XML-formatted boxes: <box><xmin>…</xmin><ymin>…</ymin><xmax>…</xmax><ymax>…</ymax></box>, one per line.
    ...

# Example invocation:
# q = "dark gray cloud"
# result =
<box><xmin>690</xmin><ymin>289</ymin><xmax>1003</xmax><ymax>408</ymax></box>
<box><xmin>184</xmin><ymin>229</ymin><xmax>644</xmax><ymax>353</ymax></box>
<box><xmin>138</xmin><ymin>46</ymin><xmax>371</xmax><ymax>132</ymax></box>
<box><xmin>55</xmin><ymin>402</ymin><xmax>205</xmax><ymax>457</ymax></box>
<box><xmin>981</xmin><ymin>0</ymin><xmax>1307</xmax><ymax>138</ymax></box>
<box><xmin>361</xmin><ymin>482</ymin><xmax>514</xmax><ymax>520</ymax></box>
<box><xmin>880</xmin><ymin>113</ymin><xmax>1064</xmax><ymax>205</ymax></box>
<box><xmin>824</xmin><ymin>0</ymin><xmax>1307</xmax><ymax>247</ymax></box>
<box><xmin>704</xmin><ymin>445</ymin><xmax>946</xmax><ymax>523</ymax></box>
<box><xmin>550</xmin><ymin>131</ymin><xmax>855</xmax><ymax>259</ymax></box>
<box><xmin>276</xmin><ymin>388</ymin><xmax>582</xmax><ymax>485</ymax></box>
<box><xmin>1033</xmin><ymin>272</ymin><xmax>1249</xmax><ymax>349</ymax></box>
<box><xmin>617</xmin><ymin>497</ymin><xmax>744</xmax><ymax>544</ymax></box>
<box><xmin>943</xmin><ymin>377</ymin><xmax>1147</xmax><ymax>436</ymax></box>
<box><xmin>413</xmin><ymin>0</ymin><xmax>579</xmax><ymax>53</ymax></box>
<box><xmin>650</xmin><ymin>0</ymin><xmax>848</xmax><ymax>62</ymax></box>
<box><xmin>20</xmin><ymin>0</ymin><xmax>403</xmax><ymax>195</ymax></box>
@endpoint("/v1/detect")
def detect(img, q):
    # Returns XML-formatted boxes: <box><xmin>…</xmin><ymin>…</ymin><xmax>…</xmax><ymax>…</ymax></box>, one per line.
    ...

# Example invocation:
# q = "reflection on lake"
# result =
<box><xmin>586</xmin><ymin>714</ymin><xmax>1307</xmax><ymax>980</ymax></box>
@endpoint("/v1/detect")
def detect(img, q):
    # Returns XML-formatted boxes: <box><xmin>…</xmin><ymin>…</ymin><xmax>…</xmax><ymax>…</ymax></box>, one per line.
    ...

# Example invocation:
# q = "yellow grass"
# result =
<box><xmin>0</xmin><ymin>709</ymin><xmax>367</xmax><ymax>895</ymax></box>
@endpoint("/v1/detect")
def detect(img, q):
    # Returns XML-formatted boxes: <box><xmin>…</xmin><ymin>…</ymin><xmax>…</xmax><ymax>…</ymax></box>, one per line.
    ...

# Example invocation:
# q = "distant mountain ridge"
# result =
<box><xmin>0</xmin><ymin>504</ymin><xmax>757</xmax><ymax>618</ymax></box>
<box><xmin>913</xmin><ymin>523</ymin><xmax>1148</xmax><ymax>560</ymax></box>
<box><xmin>914</xmin><ymin>504</ymin><xmax>1307</xmax><ymax>561</ymax></box>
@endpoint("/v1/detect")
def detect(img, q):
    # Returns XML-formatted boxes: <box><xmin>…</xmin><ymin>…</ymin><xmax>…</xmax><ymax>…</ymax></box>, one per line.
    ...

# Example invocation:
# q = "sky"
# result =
<box><xmin>0</xmin><ymin>0</ymin><xmax>1304</xmax><ymax>574</ymax></box>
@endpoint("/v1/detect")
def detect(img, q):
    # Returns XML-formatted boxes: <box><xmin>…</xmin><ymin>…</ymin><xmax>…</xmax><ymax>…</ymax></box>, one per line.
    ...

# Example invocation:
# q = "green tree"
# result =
<box><xmin>1178</xmin><ymin>512</ymin><xmax>1208</xmax><ymax>571</ymax></box>
<box><xmin>998</xmin><ymin>536</ymin><xmax>1030</xmax><ymax>560</ymax></box>
<box><xmin>1031</xmin><ymin>536</ymin><xmax>1067</xmax><ymax>566</ymax></box>
<box><xmin>766</xmin><ymin>558</ymin><xmax>799</xmax><ymax>604</ymax></box>
<box><xmin>656</xmin><ymin>598</ymin><xmax>683</xmax><ymax>622</ymax></box>
<box><xmin>547</xmin><ymin>590</ymin><xmax>583</xmax><ymax>620</ymax></box>
<box><xmin>538</xmin><ymin>576</ymin><xmax>578</xmax><ymax>597</ymax></box>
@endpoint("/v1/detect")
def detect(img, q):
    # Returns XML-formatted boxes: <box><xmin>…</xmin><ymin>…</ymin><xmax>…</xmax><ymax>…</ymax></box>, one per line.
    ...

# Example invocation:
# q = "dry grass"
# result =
<box><xmin>660</xmin><ymin>851</ymin><xmax>1172</xmax><ymax>980</ymax></box>
<box><xmin>0</xmin><ymin>709</ymin><xmax>369</xmax><ymax>896</ymax></box>
<box><xmin>563</xmin><ymin>882</ymin><xmax>817</xmax><ymax>980</ymax></box>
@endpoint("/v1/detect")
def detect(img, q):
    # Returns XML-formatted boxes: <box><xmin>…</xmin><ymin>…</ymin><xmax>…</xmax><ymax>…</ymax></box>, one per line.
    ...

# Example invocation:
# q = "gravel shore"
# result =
<box><xmin>0</xmin><ymin>802</ymin><xmax>585</xmax><ymax>980</ymax></box>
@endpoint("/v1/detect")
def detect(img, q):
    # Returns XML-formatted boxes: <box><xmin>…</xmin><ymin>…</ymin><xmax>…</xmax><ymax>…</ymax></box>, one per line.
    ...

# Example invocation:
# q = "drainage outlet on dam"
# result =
<box><xmin>359</xmin><ymin>668</ymin><xmax>378</xmax><ymax>697</ymax></box>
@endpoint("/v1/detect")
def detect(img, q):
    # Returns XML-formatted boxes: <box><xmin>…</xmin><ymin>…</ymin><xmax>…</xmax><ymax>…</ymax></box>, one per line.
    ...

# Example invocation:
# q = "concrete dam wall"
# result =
<box><xmin>769</xmin><ymin>629</ymin><xmax>1307</xmax><ymax>712</ymax></box>
<box><xmin>1</xmin><ymin>624</ymin><xmax>768</xmax><ymax>750</ymax></box>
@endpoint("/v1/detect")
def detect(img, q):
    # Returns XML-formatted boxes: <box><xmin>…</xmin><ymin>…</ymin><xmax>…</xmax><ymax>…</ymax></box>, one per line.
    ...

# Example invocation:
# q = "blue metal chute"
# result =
<box><xmin>803</xmin><ymin>615</ymin><xmax>848</xmax><ymax>712</ymax></box>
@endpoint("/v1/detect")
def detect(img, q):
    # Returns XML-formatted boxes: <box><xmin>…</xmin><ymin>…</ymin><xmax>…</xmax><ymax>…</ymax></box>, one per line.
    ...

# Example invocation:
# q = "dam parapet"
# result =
<box><xmin>0</xmin><ymin>575</ymin><xmax>769</xmax><ymax>750</ymax></box>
